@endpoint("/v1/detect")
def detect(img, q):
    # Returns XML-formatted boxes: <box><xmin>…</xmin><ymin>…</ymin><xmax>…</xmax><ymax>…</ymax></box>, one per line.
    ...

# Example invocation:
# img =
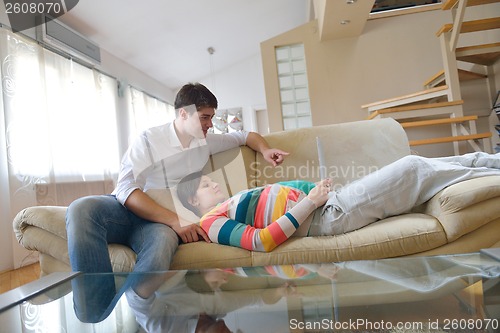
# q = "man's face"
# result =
<box><xmin>187</xmin><ymin>107</ymin><xmax>214</xmax><ymax>138</ymax></box>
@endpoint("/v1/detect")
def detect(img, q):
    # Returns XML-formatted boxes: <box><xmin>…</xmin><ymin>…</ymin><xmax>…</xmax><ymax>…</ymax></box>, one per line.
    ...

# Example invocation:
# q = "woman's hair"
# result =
<box><xmin>176</xmin><ymin>171</ymin><xmax>204</xmax><ymax>217</ymax></box>
<box><xmin>174</xmin><ymin>82</ymin><xmax>218</xmax><ymax>111</ymax></box>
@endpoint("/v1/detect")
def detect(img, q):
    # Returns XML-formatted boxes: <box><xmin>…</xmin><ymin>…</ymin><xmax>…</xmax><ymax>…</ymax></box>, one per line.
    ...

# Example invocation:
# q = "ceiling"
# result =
<box><xmin>58</xmin><ymin>0</ymin><xmax>312</xmax><ymax>91</ymax></box>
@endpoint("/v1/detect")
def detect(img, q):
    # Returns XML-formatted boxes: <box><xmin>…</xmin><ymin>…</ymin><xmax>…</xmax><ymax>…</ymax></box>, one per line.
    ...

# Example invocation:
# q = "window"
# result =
<box><xmin>275</xmin><ymin>43</ymin><xmax>312</xmax><ymax>130</ymax></box>
<box><xmin>127</xmin><ymin>86</ymin><xmax>175</xmax><ymax>140</ymax></box>
<box><xmin>372</xmin><ymin>0</ymin><xmax>441</xmax><ymax>13</ymax></box>
<box><xmin>3</xmin><ymin>31</ymin><xmax>120</xmax><ymax>182</ymax></box>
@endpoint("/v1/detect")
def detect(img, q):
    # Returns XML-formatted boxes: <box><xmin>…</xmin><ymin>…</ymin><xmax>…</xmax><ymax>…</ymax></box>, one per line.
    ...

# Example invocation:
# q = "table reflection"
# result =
<box><xmin>5</xmin><ymin>253</ymin><xmax>499</xmax><ymax>333</ymax></box>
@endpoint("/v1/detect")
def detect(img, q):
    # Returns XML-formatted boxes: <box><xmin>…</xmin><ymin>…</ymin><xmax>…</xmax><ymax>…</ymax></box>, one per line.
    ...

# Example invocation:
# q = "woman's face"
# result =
<box><xmin>190</xmin><ymin>176</ymin><xmax>228</xmax><ymax>214</ymax></box>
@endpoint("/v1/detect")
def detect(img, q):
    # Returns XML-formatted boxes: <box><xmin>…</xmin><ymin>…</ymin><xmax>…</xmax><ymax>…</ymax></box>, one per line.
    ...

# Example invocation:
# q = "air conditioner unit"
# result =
<box><xmin>36</xmin><ymin>14</ymin><xmax>101</xmax><ymax>64</ymax></box>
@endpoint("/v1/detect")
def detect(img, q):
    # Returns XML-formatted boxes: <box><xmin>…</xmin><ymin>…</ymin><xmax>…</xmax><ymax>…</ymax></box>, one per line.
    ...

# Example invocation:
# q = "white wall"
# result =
<box><xmin>198</xmin><ymin>53</ymin><xmax>267</xmax><ymax>132</ymax></box>
<box><xmin>262</xmin><ymin>5</ymin><xmax>500</xmax><ymax>157</ymax></box>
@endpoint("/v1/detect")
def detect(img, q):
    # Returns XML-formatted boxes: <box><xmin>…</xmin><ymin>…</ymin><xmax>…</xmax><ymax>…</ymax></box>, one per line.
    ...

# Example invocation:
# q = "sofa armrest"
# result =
<box><xmin>438</xmin><ymin>176</ymin><xmax>500</xmax><ymax>213</ymax></box>
<box><xmin>421</xmin><ymin>176</ymin><xmax>500</xmax><ymax>242</ymax></box>
<box><xmin>14</xmin><ymin>206</ymin><xmax>68</xmax><ymax>242</ymax></box>
<box><xmin>14</xmin><ymin>206</ymin><xmax>138</xmax><ymax>272</ymax></box>
<box><xmin>423</xmin><ymin>176</ymin><xmax>500</xmax><ymax>216</ymax></box>
<box><xmin>13</xmin><ymin>206</ymin><xmax>69</xmax><ymax>264</ymax></box>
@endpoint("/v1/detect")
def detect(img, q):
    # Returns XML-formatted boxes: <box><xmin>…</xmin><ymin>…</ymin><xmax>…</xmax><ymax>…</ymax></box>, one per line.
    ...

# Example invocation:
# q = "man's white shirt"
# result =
<box><xmin>113</xmin><ymin>122</ymin><xmax>248</xmax><ymax>205</ymax></box>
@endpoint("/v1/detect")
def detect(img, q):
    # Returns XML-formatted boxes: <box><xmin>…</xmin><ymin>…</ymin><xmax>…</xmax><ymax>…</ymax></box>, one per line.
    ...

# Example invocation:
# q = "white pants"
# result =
<box><xmin>318</xmin><ymin>152</ymin><xmax>500</xmax><ymax>235</ymax></box>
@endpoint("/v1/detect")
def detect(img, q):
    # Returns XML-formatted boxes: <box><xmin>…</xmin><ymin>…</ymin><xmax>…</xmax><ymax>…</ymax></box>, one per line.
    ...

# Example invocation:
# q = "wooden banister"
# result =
<box><xmin>437</xmin><ymin>17</ymin><xmax>500</xmax><ymax>36</ymax></box>
<box><xmin>423</xmin><ymin>70</ymin><xmax>446</xmax><ymax>87</ymax></box>
<box><xmin>442</xmin><ymin>0</ymin><xmax>500</xmax><ymax>10</ymax></box>
<box><xmin>424</xmin><ymin>69</ymin><xmax>487</xmax><ymax>87</ymax></box>
<box><xmin>362</xmin><ymin>86</ymin><xmax>449</xmax><ymax>109</ymax></box>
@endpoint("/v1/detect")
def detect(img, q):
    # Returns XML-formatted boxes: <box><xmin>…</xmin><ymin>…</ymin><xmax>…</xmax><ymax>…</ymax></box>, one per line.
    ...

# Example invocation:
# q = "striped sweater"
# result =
<box><xmin>223</xmin><ymin>265</ymin><xmax>318</xmax><ymax>280</ymax></box>
<box><xmin>199</xmin><ymin>180</ymin><xmax>318</xmax><ymax>252</ymax></box>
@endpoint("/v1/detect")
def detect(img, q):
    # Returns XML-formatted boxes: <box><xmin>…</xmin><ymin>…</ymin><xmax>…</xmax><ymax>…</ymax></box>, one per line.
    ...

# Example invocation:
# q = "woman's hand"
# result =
<box><xmin>307</xmin><ymin>179</ymin><xmax>332</xmax><ymax>208</ymax></box>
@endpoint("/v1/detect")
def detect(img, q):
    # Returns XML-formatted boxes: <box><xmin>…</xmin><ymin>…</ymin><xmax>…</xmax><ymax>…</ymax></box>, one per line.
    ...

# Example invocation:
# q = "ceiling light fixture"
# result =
<box><xmin>207</xmin><ymin>47</ymin><xmax>216</xmax><ymax>93</ymax></box>
<box><xmin>346</xmin><ymin>0</ymin><xmax>357</xmax><ymax>4</ymax></box>
<box><xmin>340</xmin><ymin>20</ymin><xmax>351</xmax><ymax>25</ymax></box>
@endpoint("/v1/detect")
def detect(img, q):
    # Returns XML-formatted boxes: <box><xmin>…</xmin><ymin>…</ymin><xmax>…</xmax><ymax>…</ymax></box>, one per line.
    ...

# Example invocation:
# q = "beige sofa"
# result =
<box><xmin>13</xmin><ymin>118</ymin><xmax>500</xmax><ymax>276</ymax></box>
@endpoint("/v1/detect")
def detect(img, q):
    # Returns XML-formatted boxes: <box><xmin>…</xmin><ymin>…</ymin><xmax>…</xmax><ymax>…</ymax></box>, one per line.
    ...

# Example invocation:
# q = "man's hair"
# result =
<box><xmin>176</xmin><ymin>171</ymin><xmax>204</xmax><ymax>217</ymax></box>
<box><xmin>174</xmin><ymin>83</ymin><xmax>218</xmax><ymax>113</ymax></box>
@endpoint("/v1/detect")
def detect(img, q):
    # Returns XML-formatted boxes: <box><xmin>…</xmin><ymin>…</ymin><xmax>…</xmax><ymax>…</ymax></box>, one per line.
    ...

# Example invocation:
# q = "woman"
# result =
<box><xmin>177</xmin><ymin>152</ymin><xmax>500</xmax><ymax>252</ymax></box>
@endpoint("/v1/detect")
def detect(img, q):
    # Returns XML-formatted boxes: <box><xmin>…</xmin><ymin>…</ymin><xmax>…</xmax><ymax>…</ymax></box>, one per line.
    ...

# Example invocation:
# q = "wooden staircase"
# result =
<box><xmin>423</xmin><ymin>69</ymin><xmax>487</xmax><ymax>88</ymax></box>
<box><xmin>362</xmin><ymin>0</ymin><xmax>499</xmax><ymax>155</ymax></box>
<box><xmin>362</xmin><ymin>86</ymin><xmax>450</xmax><ymax>114</ymax></box>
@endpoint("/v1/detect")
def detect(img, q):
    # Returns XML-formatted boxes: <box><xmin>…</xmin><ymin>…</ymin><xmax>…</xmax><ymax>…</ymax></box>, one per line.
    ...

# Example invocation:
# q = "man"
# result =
<box><xmin>66</xmin><ymin>83</ymin><xmax>288</xmax><ymax>275</ymax></box>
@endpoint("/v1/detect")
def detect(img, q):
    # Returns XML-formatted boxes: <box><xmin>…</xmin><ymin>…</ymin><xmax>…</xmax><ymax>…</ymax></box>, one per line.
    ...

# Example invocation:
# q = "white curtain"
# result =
<box><xmin>0</xmin><ymin>290</ymin><xmax>137</xmax><ymax>332</ymax></box>
<box><xmin>127</xmin><ymin>86</ymin><xmax>175</xmax><ymax>143</ymax></box>
<box><xmin>0</xmin><ymin>28</ymin><xmax>120</xmax><ymax>269</ymax></box>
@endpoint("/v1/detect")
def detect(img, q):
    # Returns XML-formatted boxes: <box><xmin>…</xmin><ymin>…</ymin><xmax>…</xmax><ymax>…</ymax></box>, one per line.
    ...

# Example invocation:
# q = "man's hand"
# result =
<box><xmin>262</xmin><ymin>282</ymin><xmax>301</xmax><ymax>304</ymax></box>
<box><xmin>316</xmin><ymin>263</ymin><xmax>340</xmax><ymax>280</ymax></box>
<box><xmin>262</xmin><ymin>148</ymin><xmax>289</xmax><ymax>167</ymax></box>
<box><xmin>172</xmin><ymin>222</ymin><xmax>211</xmax><ymax>244</ymax></box>
<box><xmin>245</xmin><ymin>132</ymin><xmax>289</xmax><ymax>167</ymax></box>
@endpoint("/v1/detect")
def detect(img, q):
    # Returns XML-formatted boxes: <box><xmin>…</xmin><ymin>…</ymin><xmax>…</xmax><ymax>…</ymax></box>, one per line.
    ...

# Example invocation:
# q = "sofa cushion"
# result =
<box><xmin>109</xmin><ymin>244</ymin><xmax>137</xmax><ymax>272</ymax></box>
<box><xmin>171</xmin><ymin>241</ymin><xmax>253</xmax><ymax>270</ymax></box>
<box><xmin>251</xmin><ymin>213</ymin><xmax>446</xmax><ymax>265</ymax></box>
<box><xmin>408</xmin><ymin>218</ymin><xmax>500</xmax><ymax>257</ymax></box>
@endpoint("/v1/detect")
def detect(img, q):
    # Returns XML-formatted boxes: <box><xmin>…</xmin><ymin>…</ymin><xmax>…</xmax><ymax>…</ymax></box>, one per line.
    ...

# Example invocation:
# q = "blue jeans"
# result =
<box><xmin>66</xmin><ymin>194</ymin><xmax>179</xmax><ymax>322</ymax></box>
<box><xmin>66</xmin><ymin>194</ymin><xmax>178</xmax><ymax>273</ymax></box>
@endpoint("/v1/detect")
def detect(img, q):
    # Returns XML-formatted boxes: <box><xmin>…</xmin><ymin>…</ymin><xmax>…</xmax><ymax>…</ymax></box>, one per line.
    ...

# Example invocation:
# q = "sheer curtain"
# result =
<box><xmin>0</xmin><ymin>28</ymin><xmax>120</xmax><ymax>269</ymax></box>
<box><xmin>127</xmin><ymin>86</ymin><xmax>175</xmax><ymax>142</ymax></box>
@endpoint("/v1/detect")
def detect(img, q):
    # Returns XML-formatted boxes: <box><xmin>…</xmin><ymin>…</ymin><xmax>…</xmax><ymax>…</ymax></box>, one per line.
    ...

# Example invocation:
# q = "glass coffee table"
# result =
<box><xmin>1</xmin><ymin>251</ymin><xmax>499</xmax><ymax>333</ymax></box>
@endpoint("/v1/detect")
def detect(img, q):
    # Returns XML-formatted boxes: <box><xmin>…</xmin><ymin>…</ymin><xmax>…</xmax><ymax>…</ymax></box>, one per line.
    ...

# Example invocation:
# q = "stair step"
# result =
<box><xmin>456</xmin><ymin>42</ymin><xmax>500</xmax><ymax>66</ymax></box>
<box><xmin>436</xmin><ymin>17</ymin><xmax>500</xmax><ymax>36</ymax></box>
<box><xmin>442</xmin><ymin>0</ymin><xmax>500</xmax><ymax>10</ymax></box>
<box><xmin>400</xmin><ymin>115</ymin><xmax>478</xmax><ymax>128</ymax></box>
<box><xmin>424</xmin><ymin>69</ymin><xmax>487</xmax><ymax>88</ymax></box>
<box><xmin>362</xmin><ymin>86</ymin><xmax>449</xmax><ymax>113</ymax></box>
<box><xmin>409</xmin><ymin>132</ymin><xmax>492</xmax><ymax>146</ymax></box>
<box><xmin>367</xmin><ymin>100</ymin><xmax>463</xmax><ymax>120</ymax></box>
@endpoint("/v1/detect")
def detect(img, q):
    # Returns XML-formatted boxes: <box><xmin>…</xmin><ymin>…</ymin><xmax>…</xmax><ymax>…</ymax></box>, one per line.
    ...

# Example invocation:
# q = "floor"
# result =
<box><xmin>0</xmin><ymin>262</ymin><xmax>41</xmax><ymax>294</ymax></box>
